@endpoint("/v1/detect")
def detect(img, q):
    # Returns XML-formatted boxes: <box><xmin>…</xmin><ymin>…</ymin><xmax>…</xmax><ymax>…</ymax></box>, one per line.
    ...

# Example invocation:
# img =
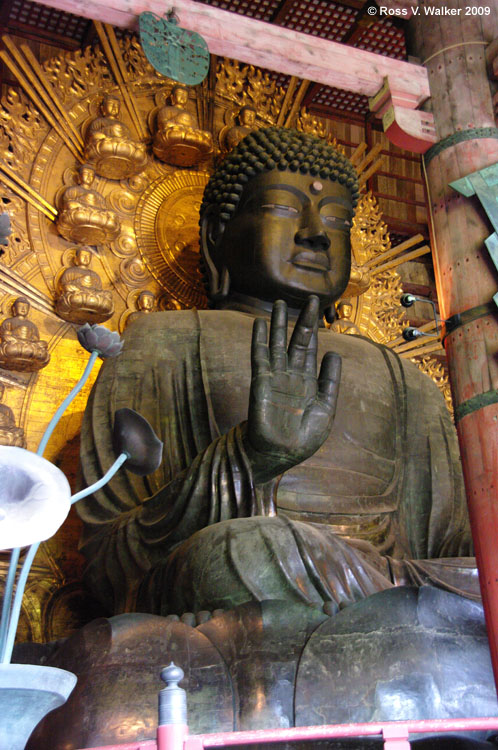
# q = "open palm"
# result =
<box><xmin>246</xmin><ymin>296</ymin><xmax>341</xmax><ymax>484</ymax></box>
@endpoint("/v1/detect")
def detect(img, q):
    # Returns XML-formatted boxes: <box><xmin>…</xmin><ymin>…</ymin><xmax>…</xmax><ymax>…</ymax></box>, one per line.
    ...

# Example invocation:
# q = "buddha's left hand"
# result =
<box><xmin>244</xmin><ymin>295</ymin><xmax>341</xmax><ymax>484</ymax></box>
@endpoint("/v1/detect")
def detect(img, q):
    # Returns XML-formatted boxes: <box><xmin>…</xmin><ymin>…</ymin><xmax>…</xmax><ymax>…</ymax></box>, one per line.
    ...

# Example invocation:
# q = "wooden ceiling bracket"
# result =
<box><xmin>369</xmin><ymin>76</ymin><xmax>436</xmax><ymax>154</ymax></box>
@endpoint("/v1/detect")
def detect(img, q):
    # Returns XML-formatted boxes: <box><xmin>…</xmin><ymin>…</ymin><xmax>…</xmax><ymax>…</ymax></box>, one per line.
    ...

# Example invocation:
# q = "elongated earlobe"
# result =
<box><xmin>200</xmin><ymin>208</ymin><xmax>230</xmax><ymax>301</ymax></box>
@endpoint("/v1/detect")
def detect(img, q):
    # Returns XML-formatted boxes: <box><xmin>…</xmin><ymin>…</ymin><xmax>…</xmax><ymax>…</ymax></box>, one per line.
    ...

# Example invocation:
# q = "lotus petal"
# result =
<box><xmin>0</xmin><ymin>447</ymin><xmax>71</xmax><ymax>550</ymax></box>
<box><xmin>77</xmin><ymin>324</ymin><xmax>123</xmax><ymax>358</ymax></box>
<box><xmin>113</xmin><ymin>408</ymin><xmax>163</xmax><ymax>476</ymax></box>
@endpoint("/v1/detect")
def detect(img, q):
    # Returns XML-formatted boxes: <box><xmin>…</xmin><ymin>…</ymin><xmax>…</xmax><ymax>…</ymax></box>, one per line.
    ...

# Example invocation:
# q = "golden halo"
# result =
<box><xmin>134</xmin><ymin>170</ymin><xmax>209</xmax><ymax>308</ymax></box>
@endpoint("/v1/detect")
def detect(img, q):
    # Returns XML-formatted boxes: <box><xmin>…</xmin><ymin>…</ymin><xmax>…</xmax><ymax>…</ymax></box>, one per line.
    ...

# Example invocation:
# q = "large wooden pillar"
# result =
<box><xmin>407</xmin><ymin>0</ymin><xmax>498</xmax><ymax>686</ymax></box>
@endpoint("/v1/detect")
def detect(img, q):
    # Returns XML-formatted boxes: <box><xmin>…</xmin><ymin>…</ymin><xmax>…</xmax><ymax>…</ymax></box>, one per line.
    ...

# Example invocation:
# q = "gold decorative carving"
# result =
<box><xmin>0</xmin><ymin>382</ymin><xmax>25</xmax><ymax>446</ymax></box>
<box><xmin>84</xmin><ymin>94</ymin><xmax>148</xmax><ymax>180</ymax></box>
<box><xmin>55</xmin><ymin>246</ymin><xmax>114</xmax><ymax>324</ymax></box>
<box><xmin>339</xmin><ymin>192</ymin><xmax>405</xmax><ymax>343</ymax></box>
<box><xmin>216</xmin><ymin>58</ymin><xmax>285</xmax><ymax>124</ymax></box>
<box><xmin>135</xmin><ymin>170</ymin><xmax>209</xmax><ymax>308</ymax></box>
<box><xmin>57</xmin><ymin>163</ymin><xmax>121</xmax><ymax>245</ymax></box>
<box><xmin>0</xmin><ymin>297</ymin><xmax>50</xmax><ymax>372</ymax></box>
<box><xmin>152</xmin><ymin>85</ymin><xmax>213</xmax><ymax>167</ymax></box>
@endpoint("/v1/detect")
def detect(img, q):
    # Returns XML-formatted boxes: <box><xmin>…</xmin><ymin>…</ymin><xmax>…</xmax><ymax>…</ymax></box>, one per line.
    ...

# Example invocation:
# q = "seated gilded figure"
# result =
<box><xmin>57</xmin><ymin>164</ymin><xmax>121</xmax><ymax>245</ymax></box>
<box><xmin>152</xmin><ymin>84</ymin><xmax>213</xmax><ymax>167</ymax></box>
<box><xmin>0</xmin><ymin>297</ymin><xmax>50</xmax><ymax>372</ymax></box>
<box><xmin>125</xmin><ymin>289</ymin><xmax>156</xmax><ymax>328</ymax></box>
<box><xmin>0</xmin><ymin>383</ymin><xmax>25</xmax><ymax>447</ymax></box>
<box><xmin>331</xmin><ymin>299</ymin><xmax>361</xmax><ymax>335</ymax></box>
<box><xmin>84</xmin><ymin>94</ymin><xmax>148</xmax><ymax>180</ymax></box>
<box><xmin>56</xmin><ymin>246</ymin><xmax>114</xmax><ymax>324</ymax></box>
<box><xmin>48</xmin><ymin>128</ymin><xmax>496</xmax><ymax>748</ymax></box>
<box><xmin>225</xmin><ymin>105</ymin><xmax>258</xmax><ymax>152</ymax></box>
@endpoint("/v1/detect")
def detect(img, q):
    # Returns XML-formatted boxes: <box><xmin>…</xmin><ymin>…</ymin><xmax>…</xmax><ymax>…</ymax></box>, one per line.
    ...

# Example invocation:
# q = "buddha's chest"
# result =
<box><xmin>201</xmin><ymin>318</ymin><xmax>400</xmax><ymax>512</ymax></box>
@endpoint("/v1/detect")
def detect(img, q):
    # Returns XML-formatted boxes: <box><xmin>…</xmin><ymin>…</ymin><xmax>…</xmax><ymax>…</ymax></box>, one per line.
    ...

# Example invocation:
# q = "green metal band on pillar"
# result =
<box><xmin>455</xmin><ymin>389</ymin><xmax>498</xmax><ymax>422</ymax></box>
<box><xmin>425</xmin><ymin>128</ymin><xmax>498</xmax><ymax>166</ymax></box>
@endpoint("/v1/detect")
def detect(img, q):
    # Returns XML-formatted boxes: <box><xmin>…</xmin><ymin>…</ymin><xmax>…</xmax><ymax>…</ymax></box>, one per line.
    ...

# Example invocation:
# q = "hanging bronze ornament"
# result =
<box><xmin>139</xmin><ymin>11</ymin><xmax>210</xmax><ymax>85</ymax></box>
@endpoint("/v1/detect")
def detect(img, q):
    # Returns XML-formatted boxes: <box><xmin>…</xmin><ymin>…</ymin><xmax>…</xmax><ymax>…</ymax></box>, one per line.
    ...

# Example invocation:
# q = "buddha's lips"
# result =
<box><xmin>291</xmin><ymin>251</ymin><xmax>330</xmax><ymax>271</ymax></box>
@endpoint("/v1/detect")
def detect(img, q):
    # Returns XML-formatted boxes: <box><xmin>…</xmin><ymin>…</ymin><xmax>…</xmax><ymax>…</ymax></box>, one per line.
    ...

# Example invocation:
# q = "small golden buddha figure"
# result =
<box><xmin>0</xmin><ymin>297</ymin><xmax>50</xmax><ymax>372</ymax></box>
<box><xmin>0</xmin><ymin>383</ymin><xmax>25</xmax><ymax>447</ymax></box>
<box><xmin>126</xmin><ymin>290</ymin><xmax>156</xmax><ymax>328</ymax></box>
<box><xmin>57</xmin><ymin>164</ymin><xmax>121</xmax><ymax>245</ymax></box>
<box><xmin>153</xmin><ymin>84</ymin><xmax>213</xmax><ymax>167</ymax></box>
<box><xmin>56</xmin><ymin>246</ymin><xmax>114</xmax><ymax>324</ymax></box>
<box><xmin>331</xmin><ymin>300</ymin><xmax>361</xmax><ymax>335</ymax></box>
<box><xmin>226</xmin><ymin>105</ymin><xmax>258</xmax><ymax>151</ymax></box>
<box><xmin>84</xmin><ymin>94</ymin><xmax>148</xmax><ymax>180</ymax></box>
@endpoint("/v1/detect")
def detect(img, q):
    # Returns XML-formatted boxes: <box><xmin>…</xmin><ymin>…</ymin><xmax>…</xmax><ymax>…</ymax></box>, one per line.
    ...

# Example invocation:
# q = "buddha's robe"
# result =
<box><xmin>78</xmin><ymin>309</ymin><xmax>475</xmax><ymax>615</ymax></box>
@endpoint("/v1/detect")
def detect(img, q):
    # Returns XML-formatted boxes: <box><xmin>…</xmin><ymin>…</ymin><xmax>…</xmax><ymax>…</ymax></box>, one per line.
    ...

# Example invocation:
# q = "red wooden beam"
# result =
<box><xmin>30</xmin><ymin>0</ymin><xmax>431</xmax><ymax>105</ymax></box>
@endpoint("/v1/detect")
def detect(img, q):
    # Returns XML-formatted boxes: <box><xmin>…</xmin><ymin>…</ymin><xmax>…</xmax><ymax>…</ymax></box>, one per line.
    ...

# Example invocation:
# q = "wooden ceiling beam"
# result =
<box><xmin>29</xmin><ymin>0</ymin><xmax>430</xmax><ymax>104</ymax></box>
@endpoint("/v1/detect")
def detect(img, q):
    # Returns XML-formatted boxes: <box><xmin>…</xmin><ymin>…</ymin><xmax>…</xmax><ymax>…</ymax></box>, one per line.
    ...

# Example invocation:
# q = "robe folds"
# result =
<box><xmin>78</xmin><ymin>309</ymin><xmax>476</xmax><ymax>615</ymax></box>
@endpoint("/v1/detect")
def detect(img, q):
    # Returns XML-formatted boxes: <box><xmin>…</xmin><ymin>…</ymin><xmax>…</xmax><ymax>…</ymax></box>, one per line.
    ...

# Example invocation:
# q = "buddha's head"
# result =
<box><xmin>75</xmin><ymin>247</ymin><xmax>93</xmax><ymax>267</ymax></box>
<box><xmin>337</xmin><ymin>300</ymin><xmax>353</xmax><ymax>320</ymax></box>
<box><xmin>239</xmin><ymin>106</ymin><xmax>256</xmax><ymax>128</ymax></box>
<box><xmin>171</xmin><ymin>85</ymin><xmax>189</xmax><ymax>108</ymax></box>
<box><xmin>200</xmin><ymin>127</ymin><xmax>359</xmax><ymax>312</ymax></box>
<box><xmin>13</xmin><ymin>297</ymin><xmax>30</xmax><ymax>318</ymax></box>
<box><xmin>101</xmin><ymin>94</ymin><xmax>120</xmax><ymax>118</ymax></box>
<box><xmin>78</xmin><ymin>164</ymin><xmax>96</xmax><ymax>187</ymax></box>
<box><xmin>137</xmin><ymin>290</ymin><xmax>155</xmax><ymax>312</ymax></box>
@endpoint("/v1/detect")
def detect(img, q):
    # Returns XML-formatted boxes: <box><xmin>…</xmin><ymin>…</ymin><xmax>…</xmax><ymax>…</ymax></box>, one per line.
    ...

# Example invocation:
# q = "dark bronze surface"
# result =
<box><xmin>39</xmin><ymin>129</ymin><xmax>495</xmax><ymax>747</ymax></box>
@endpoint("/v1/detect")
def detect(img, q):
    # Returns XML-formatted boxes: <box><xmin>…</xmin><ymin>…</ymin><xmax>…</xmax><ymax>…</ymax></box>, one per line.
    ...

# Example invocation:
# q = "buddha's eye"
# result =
<box><xmin>321</xmin><ymin>215</ymin><xmax>351</xmax><ymax>230</ymax></box>
<box><xmin>261</xmin><ymin>203</ymin><xmax>299</xmax><ymax>216</ymax></box>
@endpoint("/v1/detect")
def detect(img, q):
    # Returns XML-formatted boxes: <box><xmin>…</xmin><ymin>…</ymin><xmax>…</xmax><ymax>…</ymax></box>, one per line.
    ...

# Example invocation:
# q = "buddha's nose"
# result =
<box><xmin>295</xmin><ymin>217</ymin><xmax>331</xmax><ymax>252</ymax></box>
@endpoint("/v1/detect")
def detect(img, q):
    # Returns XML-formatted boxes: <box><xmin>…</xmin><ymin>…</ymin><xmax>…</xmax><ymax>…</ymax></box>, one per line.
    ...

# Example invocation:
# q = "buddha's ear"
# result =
<box><xmin>200</xmin><ymin>206</ymin><xmax>227</xmax><ymax>299</ymax></box>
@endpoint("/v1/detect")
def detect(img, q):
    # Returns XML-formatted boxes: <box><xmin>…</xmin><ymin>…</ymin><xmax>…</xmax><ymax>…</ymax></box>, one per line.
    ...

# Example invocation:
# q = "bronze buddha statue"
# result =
<box><xmin>84</xmin><ymin>94</ymin><xmax>148</xmax><ymax>180</ymax></box>
<box><xmin>33</xmin><ymin>129</ymin><xmax>496</xmax><ymax>749</ymax></box>
<box><xmin>80</xmin><ymin>128</ymin><xmax>473</xmax><ymax>615</ymax></box>
<box><xmin>152</xmin><ymin>84</ymin><xmax>213</xmax><ymax>167</ymax></box>
<box><xmin>56</xmin><ymin>246</ymin><xmax>114</xmax><ymax>324</ymax></box>
<box><xmin>57</xmin><ymin>164</ymin><xmax>121</xmax><ymax>245</ymax></box>
<box><xmin>0</xmin><ymin>383</ymin><xmax>25</xmax><ymax>446</ymax></box>
<box><xmin>0</xmin><ymin>297</ymin><xmax>50</xmax><ymax>372</ymax></box>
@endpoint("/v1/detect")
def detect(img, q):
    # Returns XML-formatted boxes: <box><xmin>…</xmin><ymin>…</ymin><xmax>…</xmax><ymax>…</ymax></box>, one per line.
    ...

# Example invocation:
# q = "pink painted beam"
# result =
<box><xmin>184</xmin><ymin>718</ymin><xmax>498</xmax><ymax>748</ymax></box>
<box><xmin>77</xmin><ymin>717</ymin><xmax>498</xmax><ymax>750</ymax></box>
<box><xmin>31</xmin><ymin>0</ymin><xmax>430</xmax><ymax>105</ymax></box>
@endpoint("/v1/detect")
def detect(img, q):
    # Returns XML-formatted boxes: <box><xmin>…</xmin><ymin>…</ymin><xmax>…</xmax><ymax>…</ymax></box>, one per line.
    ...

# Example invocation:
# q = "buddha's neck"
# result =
<box><xmin>217</xmin><ymin>292</ymin><xmax>310</xmax><ymax>322</ymax></box>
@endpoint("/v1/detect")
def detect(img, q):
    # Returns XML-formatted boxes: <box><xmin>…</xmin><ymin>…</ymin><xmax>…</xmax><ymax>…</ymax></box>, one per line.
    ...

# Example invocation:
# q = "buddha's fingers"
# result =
<box><xmin>317</xmin><ymin>352</ymin><xmax>342</xmax><ymax>416</ymax></box>
<box><xmin>251</xmin><ymin>317</ymin><xmax>270</xmax><ymax>376</ymax></box>
<box><xmin>269</xmin><ymin>300</ymin><xmax>288</xmax><ymax>372</ymax></box>
<box><xmin>288</xmin><ymin>295</ymin><xmax>319</xmax><ymax>373</ymax></box>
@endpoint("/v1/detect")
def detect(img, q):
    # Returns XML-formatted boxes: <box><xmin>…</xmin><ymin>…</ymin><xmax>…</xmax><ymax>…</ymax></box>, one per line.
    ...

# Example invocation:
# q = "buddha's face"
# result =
<box><xmin>14</xmin><ymin>299</ymin><xmax>29</xmax><ymax>317</ymax></box>
<box><xmin>103</xmin><ymin>97</ymin><xmax>120</xmax><ymax>117</ymax></box>
<box><xmin>240</xmin><ymin>108</ymin><xmax>256</xmax><ymax>127</ymax></box>
<box><xmin>79</xmin><ymin>167</ymin><xmax>95</xmax><ymax>186</ymax></box>
<box><xmin>214</xmin><ymin>170</ymin><xmax>353</xmax><ymax>309</ymax></box>
<box><xmin>76</xmin><ymin>249</ymin><xmax>92</xmax><ymax>267</ymax></box>
<box><xmin>138</xmin><ymin>292</ymin><xmax>155</xmax><ymax>311</ymax></box>
<box><xmin>339</xmin><ymin>302</ymin><xmax>353</xmax><ymax>319</ymax></box>
<box><xmin>172</xmin><ymin>87</ymin><xmax>188</xmax><ymax>107</ymax></box>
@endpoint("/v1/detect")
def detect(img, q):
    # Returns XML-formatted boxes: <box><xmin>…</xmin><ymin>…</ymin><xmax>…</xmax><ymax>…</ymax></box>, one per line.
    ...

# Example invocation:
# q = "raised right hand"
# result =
<box><xmin>245</xmin><ymin>295</ymin><xmax>341</xmax><ymax>484</ymax></box>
